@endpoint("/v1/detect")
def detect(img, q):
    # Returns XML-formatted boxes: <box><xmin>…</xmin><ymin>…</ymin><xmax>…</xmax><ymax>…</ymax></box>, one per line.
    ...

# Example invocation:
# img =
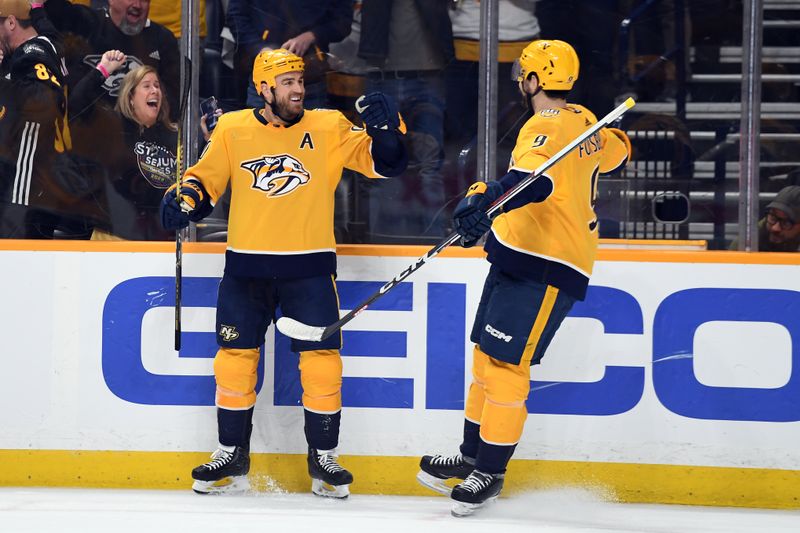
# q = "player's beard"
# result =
<box><xmin>277</xmin><ymin>94</ymin><xmax>303</xmax><ymax>119</ymax></box>
<box><xmin>521</xmin><ymin>89</ymin><xmax>535</xmax><ymax>114</ymax></box>
<box><xmin>267</xmin><ymin>91</ymin><xmax>304</xmax><ymax>124</ymax></box>
<box><xmin>0</xmin><ymin>31</ymin><xmax>10</xmax><ymax>58</ymax></box>
<box><xmin>118</xmin><ymin>18</ymin><xmax>146</xmax><ymax>36</ymax></box>
<box><xmin>520</xmin><ymin>82</ymin><xmax>545</xmax><ymax>115</ymax></box>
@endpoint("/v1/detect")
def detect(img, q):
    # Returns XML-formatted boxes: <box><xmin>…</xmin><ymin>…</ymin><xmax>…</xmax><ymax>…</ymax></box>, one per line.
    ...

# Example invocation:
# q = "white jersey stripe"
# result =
<box><xmin>226</xmin><ymin>246</ymin><xmax>337</xmax><ymax>255</ymax></box>
<box><xmin>23</xmin><ymin>122</ymin><xmax>41</xmax><ymax>205</ymax></box>
<box><xmin>13</xmin><ymin>122</ymin><xmax>33</xmax><ymax>205</ymax></box>
<box><xmin>490</xmin><ymin>228</ymin><xmax>592</xmax><ymax>279</ymax></box>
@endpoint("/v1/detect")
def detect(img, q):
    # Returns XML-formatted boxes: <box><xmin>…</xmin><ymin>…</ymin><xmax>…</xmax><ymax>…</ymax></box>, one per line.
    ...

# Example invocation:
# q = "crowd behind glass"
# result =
<box><xmin>1</xmin><ymin>0</ymin><xmax>798</xmax><ymax>250</ymax></box>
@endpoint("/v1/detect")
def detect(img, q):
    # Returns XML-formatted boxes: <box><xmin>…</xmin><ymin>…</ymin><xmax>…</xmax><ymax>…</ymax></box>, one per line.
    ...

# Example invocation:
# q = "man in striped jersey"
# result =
<box><xmin>0</xmin><ymin>1</ymin><xmax>74</xmax><ymax>238</ymax></box>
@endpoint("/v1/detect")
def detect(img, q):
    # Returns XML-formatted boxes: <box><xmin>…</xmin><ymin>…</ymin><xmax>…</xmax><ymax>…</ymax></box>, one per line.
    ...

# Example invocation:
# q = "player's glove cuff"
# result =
<box><xmin>465</xmin><ymin>180</ymin><xmax>504</xmax><ymax>205</ymax></box>
<box><xmin>160</xmin><ymin>186</ymin><xmax>191</xmax><ymax>231</ymax></box>
<box><xmin>453</xmin><ymin>181</ymin><xmax>504</xmax><ymax>246</ymax></box>
<box><xmin>160</xmin><ymin>181</ymin><xmax>212</xmax><ymax>230</ymax></box>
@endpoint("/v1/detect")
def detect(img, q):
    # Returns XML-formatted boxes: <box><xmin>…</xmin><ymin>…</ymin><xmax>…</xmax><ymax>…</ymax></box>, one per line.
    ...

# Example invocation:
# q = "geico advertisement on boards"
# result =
<box><xmin>0</xmin><ymin>250</ymin><xmax>798</xmax><ymax>470</ymax></box>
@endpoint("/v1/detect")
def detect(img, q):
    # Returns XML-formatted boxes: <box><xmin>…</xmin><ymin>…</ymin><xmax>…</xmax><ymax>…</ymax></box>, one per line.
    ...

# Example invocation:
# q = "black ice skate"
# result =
<box><xmin>191</xmin><ymin>445</ymin><xmax>250</xmax><ymax>494</ymax></box>
<box><xmin>450</xmin><ymin>470</ymin><xmax>504</xmax><ymax>517</ymax></box>
<box><xmin>307</xmin><ymin>447</ymin><xmax>353</xmax><ymax>499</ymax></box>
<box><xmin>416</xmin><ymin>454</ymin><xmax>474</xmax><ymax>495</ymax></box>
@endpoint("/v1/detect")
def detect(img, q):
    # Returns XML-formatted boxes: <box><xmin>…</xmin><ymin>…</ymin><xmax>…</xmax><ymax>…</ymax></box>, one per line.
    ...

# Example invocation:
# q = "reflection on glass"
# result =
<box><xmin>2</xmin><ymin>1</ymin><xmax>796</xmax><ymax>250</ymax></box>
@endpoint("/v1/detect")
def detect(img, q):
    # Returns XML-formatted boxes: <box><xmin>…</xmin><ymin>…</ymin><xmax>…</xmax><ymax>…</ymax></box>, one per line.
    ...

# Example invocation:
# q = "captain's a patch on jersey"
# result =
<box><xmin>241</xmin><ymin>154</ymin><xmax>311</xmax><ymax>197</ymax></box>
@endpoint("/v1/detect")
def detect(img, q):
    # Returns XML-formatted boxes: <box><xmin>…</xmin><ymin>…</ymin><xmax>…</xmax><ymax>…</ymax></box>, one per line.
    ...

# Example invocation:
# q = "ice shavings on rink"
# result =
<box><xmin>1</xmin><ymin>487</ymin><xmax>799</xmax><ymax>533</ymax></box>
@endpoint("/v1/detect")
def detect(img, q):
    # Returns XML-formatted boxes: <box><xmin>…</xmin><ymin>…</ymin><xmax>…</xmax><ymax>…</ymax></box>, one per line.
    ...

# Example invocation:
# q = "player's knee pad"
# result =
<box><xmin>484</xmin><ymin>356</ymin><xmax>531</xmax><ymax>403</ymax></box>
<box><xmin>479</xmin><ymin>356</ymin><xmax>531</xmax><ymax>445</ymax></box>
<box><xmin>214</xmin><ymin>347</ymin><xmax>260</xmax><ymax>410</ymax></box>
<box><xmin>465</xmin><ymin>345</ymin><xmax>490</xmax><ymax>423</ymax></box>
<box><xmin>299</xmin><ymin>349</ymin><xmax>342</xmax><ymax>413</ymax></box>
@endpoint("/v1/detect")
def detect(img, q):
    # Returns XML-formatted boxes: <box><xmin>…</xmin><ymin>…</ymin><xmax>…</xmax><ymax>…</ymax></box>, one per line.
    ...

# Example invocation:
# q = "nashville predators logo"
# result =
<box><xmin>0</xmin><ymin>105</ymin><xmax>6</xmax><ymax>121</ymax></box>
<box><xmin>83</xmin><ymin>54</ymin><xmax>144</xmax><ymax>97</ymax></box>
<box><xmin>219</xmin><ymin>325</ymin><xmax>240</xmax><ymax>342</ymax></box>
<box><xmin>241</xmin><ymin>154</ymin><xmax>311</xmax><ymax>197</ymax></box>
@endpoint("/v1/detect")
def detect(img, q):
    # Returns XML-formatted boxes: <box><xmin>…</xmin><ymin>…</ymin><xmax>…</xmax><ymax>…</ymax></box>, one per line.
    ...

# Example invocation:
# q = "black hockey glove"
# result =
<box><xmin>356</xmin><ymin>92</ymin><xmax>400</xmax><ymax>131</ymax></box>
<box><xmin>453</xmin><ymin>181</ymin><xmax>505</xmax><ymax>247</ymax></box>
<box><xmin>160</xmin><ymin>180</ymin><xmax>212</xmax><ymax>230</ymax></box>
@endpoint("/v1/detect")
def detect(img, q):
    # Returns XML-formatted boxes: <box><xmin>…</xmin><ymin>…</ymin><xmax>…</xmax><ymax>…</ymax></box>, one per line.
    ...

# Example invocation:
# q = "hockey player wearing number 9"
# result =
<box><xmin>417</xmin><ymin>40</ymin><xmax>632</xmax><ymax>517</ymax></box>
<box><xmin>159</xmin><ymin>49</ymin><xmax>407</xmax><ymax>498</ymax></box>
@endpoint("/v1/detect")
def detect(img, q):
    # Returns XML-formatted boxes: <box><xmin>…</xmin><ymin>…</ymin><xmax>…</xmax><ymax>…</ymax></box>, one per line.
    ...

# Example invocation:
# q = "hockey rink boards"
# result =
<box><xmin>0</xmin><ymin>241</ymin><xmax>798</xmax><ymax>509</ymax></box>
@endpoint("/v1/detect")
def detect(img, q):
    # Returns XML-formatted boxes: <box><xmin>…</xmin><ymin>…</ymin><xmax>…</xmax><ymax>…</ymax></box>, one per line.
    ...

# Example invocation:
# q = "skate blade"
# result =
<box><xmin>416</xmin><ymin>470</ymin><xmax>453</xmax><ymax>496</ymax></box>
<box><xmin>450</xmin><ymin>496</ymin><xmax>497</xmax><ymax>518</ymax></box>
<box><xmin>311</xmin><ymin>478</ymin><xmax>350</xmax><ymax>499</ymax></box>
<box><xmin>192</xmin><ymin>475</ymin><xmax>250</xmax><ymax>495</ymax></box>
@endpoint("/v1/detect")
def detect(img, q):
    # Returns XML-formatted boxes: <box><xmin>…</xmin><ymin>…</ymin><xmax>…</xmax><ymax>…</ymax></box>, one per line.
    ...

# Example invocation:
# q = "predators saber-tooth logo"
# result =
<box><xmin>83</xmin><ymin>55</ymin><xmax>144</xmax><ymax>97</ymax></box>
<box><xmin>241</xmin><ymin>154</ymin><xmax>311</xmax><ymax>197</ymax></box>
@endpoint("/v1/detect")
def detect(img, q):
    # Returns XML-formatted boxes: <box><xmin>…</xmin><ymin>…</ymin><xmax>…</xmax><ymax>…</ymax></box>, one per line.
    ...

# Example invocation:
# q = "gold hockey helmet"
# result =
<box><xmin>252</xmin><ymin>48</ymin><xmax>305</xmax><ymax>95</ymax></box>
<box><xmin>0</xmin><ymin>0</ymin><xmax>31</xmax><ymax>19</ymax></box>
<box><xmin>514</xmin><ymin>40</ymin><xmax>579</xmax><ymax>91</ymax></box>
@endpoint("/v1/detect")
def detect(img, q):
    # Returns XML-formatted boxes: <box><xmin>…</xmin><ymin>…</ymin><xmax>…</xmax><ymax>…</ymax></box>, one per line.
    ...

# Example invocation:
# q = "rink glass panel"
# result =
<box><xmin>2</xmin><ymin>2</ymin><xmax>794</xmax><ymax>249</ymax></box>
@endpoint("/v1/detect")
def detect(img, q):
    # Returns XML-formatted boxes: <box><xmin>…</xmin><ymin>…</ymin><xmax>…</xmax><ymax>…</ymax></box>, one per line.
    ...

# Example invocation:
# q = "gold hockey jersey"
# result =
<box><xmin>184</xmin><ymin>108</ymin><xmax>388</xmax><ymax>278</ymax></box>
<box><xmin>485</xmin><ymin>104</ymin><xmax>630</xmax><ymax>299</ymax></box>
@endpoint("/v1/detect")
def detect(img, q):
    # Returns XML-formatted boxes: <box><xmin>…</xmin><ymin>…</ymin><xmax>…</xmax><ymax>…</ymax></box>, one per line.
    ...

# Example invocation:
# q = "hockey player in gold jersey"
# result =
<box><xmin>160</xmin><ymin>49</ymin><xmax>407</xmax><ymax>498</ymax></box>
<box><xmin>417</xmin><ymin>40</ymin><xmax>631</xmax><ymax>516</ymax></box>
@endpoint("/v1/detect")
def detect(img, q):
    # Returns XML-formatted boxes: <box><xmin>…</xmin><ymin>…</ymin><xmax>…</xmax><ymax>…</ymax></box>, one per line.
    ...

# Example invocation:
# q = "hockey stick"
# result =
<box><xmin>174</xmin><ymin>55</ymin><xmax>192</xmax><ymax>351</ymax></box>
<box><xmin>277</xmin><ymin>98</ymin><xmax>637</xmax><ymax>342</ymax></box>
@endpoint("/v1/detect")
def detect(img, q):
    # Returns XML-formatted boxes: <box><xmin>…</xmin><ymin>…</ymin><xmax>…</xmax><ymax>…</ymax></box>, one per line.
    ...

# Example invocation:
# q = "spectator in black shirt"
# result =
<box><xmin>0</xmin><ymin>1</ymin><xmax>79</xmax><ymax>238</ymax></box>
<box><xmin>71</xmin><ymin>61</ymin><xmax>179</xmax><ymax>240</ymax></box>
<box><xmin>43</xmin><ymin>0</ymin><xmax>180</xmax><ymax>120</ymax></box>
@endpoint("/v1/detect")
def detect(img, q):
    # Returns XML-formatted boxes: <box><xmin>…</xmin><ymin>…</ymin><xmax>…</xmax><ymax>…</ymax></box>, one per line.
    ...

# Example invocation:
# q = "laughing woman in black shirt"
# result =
<box><xmin>70</xmin><ymin>58</ymin><xmax>176</xmax><ymax>240</ymax></box>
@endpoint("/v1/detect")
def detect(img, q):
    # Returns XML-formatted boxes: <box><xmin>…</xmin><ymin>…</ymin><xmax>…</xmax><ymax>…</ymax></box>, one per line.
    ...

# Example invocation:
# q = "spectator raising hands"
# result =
<box><xmin>98</xmin><ymin>49</ymin><xmax>127</xmax><ymax>77</ymax></box>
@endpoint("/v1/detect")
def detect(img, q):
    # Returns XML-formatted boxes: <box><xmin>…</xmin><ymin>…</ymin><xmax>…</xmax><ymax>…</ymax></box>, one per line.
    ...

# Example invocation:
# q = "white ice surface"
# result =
<box><xmin>1</xmin><ymin>487</ymin><xmax>798</xmax><ymax>533</ymax></box>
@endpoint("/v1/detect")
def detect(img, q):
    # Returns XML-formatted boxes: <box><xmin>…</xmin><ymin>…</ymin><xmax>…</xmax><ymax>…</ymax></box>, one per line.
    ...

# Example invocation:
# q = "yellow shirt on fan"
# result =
<box><xmin>486</xmin><ymin>104</ymin><xmax>630</xmax><ymax>300</ymax></box>
<box><xmin>183</xmin><ymin>108</ymin><xmax>387</xmax><ymax>278</ymax></box>
<box><xmin>148</xmin><ymin>0</ymin><xmax>207</xmax><ymax>38</ymax></box>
